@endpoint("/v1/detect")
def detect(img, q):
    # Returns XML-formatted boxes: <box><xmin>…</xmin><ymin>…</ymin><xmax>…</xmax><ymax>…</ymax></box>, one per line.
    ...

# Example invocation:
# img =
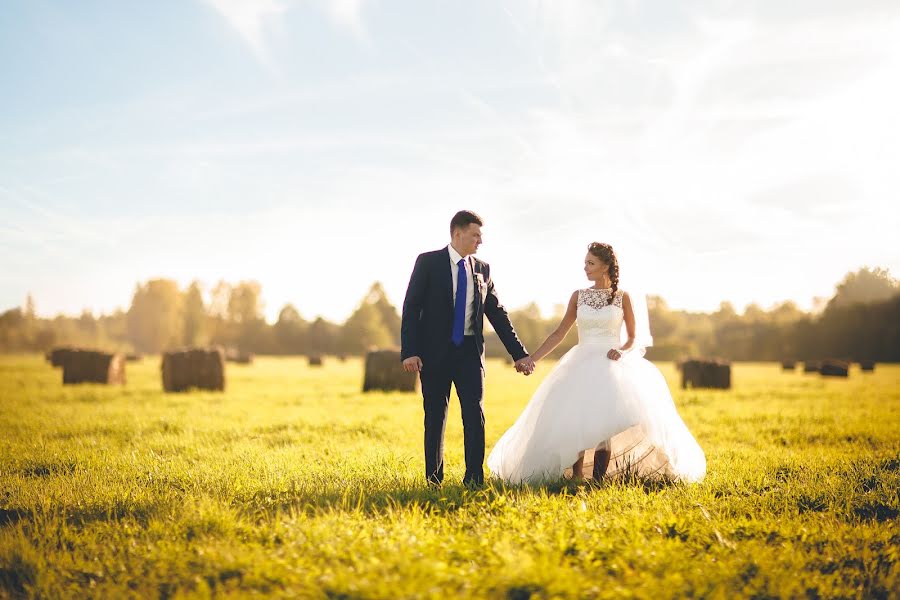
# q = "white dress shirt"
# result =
<box><xmin>447</xmin><ymin>244</ymin><xmax>475</xmax><ymax>335</ymax></box>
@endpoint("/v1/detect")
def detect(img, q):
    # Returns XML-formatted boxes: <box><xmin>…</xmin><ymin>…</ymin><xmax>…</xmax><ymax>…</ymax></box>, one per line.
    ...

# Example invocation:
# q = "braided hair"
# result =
<box><xmin>588</xmin><ymin>242</ymin><xmax>619</xmax><ymax>306</ymax></box>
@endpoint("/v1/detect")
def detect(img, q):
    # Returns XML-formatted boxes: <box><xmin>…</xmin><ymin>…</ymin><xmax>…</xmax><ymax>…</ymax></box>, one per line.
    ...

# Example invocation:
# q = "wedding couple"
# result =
<box><xmin>400</xmin><ymin>210</ymin><xmax>705</xmax><ymax>486</ymax></box>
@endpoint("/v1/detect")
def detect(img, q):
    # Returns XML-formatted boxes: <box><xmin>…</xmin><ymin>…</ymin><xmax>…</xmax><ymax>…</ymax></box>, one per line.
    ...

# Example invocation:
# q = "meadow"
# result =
<box><xmin>0</xmin><ymin>355</ymin><xmax>898</xmax><ymax>599</ymax></box>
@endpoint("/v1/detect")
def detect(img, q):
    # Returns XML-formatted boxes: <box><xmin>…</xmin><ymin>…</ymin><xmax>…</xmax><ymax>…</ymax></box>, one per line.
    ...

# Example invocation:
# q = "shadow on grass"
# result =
<box><xmin>0</xmin><ymin>502</ymin><xmax>160</xmax><ymax>530</ymax></box>
<box><xmin>238</xmin><ymin>471</ymin><xmax>685</xmax><ymax>519</ymax></box>
<box><xmin>0</xmin><ymin>509</ymin><xmax>26</xmax><ymax>528</ymax></box>
<box><xmin>0</xmin><ymin>565</ymin><xmax>34</xmax><ymax>598</ymax></box>
<box><xmin>19</xmin><ymin>460</ymin><xmax>78</xmax><ymax>478</ymax></box>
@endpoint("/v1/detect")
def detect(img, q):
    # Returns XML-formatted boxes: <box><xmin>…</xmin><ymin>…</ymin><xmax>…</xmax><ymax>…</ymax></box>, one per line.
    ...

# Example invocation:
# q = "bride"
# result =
<box><xmin>487</xmin><ymin>242</ymin><xmax>706</xmax><ymax>485</ymax></box>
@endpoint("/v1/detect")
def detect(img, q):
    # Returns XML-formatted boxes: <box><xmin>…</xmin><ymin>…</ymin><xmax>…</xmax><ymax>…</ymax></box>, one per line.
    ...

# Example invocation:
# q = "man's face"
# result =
<box><xmin>453</xmin><ymin>223</ymin><xmax>482</xmax><ymax>256</ymax></box>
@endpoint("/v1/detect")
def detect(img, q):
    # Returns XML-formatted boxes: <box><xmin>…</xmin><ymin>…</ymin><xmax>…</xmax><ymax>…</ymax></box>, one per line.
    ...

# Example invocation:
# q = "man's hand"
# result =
<box><xmin>403</xmin><ymin>356</ymin><xmax>423</xmax><ymax>373</ymax></box>
<box><xmin>514</xmin><ymin>356</ymin><xmax>535</xmax><ymax>376</ymax></box>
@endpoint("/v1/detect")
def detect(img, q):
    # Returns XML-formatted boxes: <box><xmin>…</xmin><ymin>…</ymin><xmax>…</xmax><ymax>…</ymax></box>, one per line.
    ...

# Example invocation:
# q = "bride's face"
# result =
<box><xmin>584</xmin><ymin>252</ymin><xmax>609</xmax><ymax>282</ymax></box>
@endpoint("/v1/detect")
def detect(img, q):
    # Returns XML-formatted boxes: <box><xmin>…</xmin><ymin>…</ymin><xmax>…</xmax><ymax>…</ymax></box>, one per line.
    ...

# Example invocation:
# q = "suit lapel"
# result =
<box><xmin>443</xmin><ymin>247</ymin><xmax>454</xmax><ymax>308</ymax></box>
<box><xmin>471</xmin><ymin>257</ymin><xmax>482</xmax><ymax>315</ymax></box>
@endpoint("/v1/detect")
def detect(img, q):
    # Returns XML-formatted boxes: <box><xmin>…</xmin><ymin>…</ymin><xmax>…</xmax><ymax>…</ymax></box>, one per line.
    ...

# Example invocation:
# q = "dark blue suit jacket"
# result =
<box><xmin>400</xmin><ymin>247</ymin><xmax>528</xmax><ymax>368</ymax></box>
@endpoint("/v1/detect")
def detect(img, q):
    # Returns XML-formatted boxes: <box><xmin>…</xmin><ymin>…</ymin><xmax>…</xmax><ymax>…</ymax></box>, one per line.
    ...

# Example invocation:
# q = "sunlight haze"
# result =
<box><xmin>2</xmin><ymin>1</ymin><xmax>899</xmax><ymax>322</ymax></box>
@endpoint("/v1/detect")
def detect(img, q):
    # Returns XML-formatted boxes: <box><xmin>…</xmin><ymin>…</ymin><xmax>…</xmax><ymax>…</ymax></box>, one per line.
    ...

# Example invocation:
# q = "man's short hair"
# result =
<box><xmin>450</xmin><ymin>210</ymin><xmax>484</xmax><ymax>232</ymax></box>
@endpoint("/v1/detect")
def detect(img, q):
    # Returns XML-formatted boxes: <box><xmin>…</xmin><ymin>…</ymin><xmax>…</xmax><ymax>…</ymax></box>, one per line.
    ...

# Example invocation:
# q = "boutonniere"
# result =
<box><xmin>474</xmin><ymin>273</ymin><xmax>485</xmax><ymax>286</ymax></box>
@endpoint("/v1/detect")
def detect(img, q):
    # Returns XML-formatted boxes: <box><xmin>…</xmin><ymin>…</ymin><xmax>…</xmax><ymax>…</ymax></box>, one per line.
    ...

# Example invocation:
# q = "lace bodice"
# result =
<box><xmin>576</xmin><ymin>288</ymin><xmax>624</xmax><ymax>344</ymax></box>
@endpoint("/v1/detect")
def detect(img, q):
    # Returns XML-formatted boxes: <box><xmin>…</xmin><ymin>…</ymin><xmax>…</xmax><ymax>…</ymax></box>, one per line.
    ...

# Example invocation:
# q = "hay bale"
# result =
<box><xmin>48</xmin><ymin>347</ymin><xmax>75</xmax><ymax>368</ymax></box>
<box><xmin>308</xmin><ymin>355</ymin><xmax>323</xmax><ymax>367</ymax></box>
<box><xmin>803</xmin><ymin>361</ymin><xmax>820</xmax><ymax>373</ymax></box>
<box><xmin>62</xmin><ymin>350</ymin><xmax>125</xmax><ymax>385</ymax></box>
<box><xmin>225</xmin><ymin>349</ymin><xmax>254</xmax><ymax>364</ymax></box>
<box><xmin>233</xmin><ymin>352</ymin><xmax>254</xmax><ymax>365</ymax></box>
<box><xmin>819</xmin><ymin>359</ymin><xmax>849</xmax><ymax>378</ymax></box>
<box><xmin>680</xmin><ymin>359</ymin><xmax>731</xmax><ymax>390</ymax></box>
<box><xmin>161</xmin><ymin>347</ymin><xmax>225</xmax><ymax>392</ymax></box>
<box><xmin>363</xmin><ymin>349</ymin><xmax>417</xmax><ymax>392</ymax></box>
<box><xmin>859</xmin><ymin>360</ymin><xmax>876</xmax><ymax>372</ymax></box>
<box><xmin>781</xmin><ymin>360</ymin><xmax>796</xmax><ymax>371</ymax></box>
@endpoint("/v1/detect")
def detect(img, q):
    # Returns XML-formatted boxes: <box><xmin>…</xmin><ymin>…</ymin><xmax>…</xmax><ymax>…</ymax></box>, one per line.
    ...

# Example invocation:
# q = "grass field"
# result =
<box><xmin>0</xmin><ymin>355</ymin><xmax>898</xmax><ymax>599</ymax></box>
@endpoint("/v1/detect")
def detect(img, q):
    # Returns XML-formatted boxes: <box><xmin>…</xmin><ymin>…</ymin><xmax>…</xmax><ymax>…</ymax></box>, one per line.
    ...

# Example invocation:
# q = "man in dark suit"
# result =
<box><xmin>401</xmin><ymin>210</ymin><xmax>535</xmax><ymax>486</ymax></box>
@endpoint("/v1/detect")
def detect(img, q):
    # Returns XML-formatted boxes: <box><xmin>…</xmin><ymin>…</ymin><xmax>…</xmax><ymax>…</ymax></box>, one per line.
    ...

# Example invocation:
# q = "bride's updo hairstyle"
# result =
<box><xmin>588</xmin><ymin>242</ymin><xmax>619</xmax><ymax>306</ymax></box>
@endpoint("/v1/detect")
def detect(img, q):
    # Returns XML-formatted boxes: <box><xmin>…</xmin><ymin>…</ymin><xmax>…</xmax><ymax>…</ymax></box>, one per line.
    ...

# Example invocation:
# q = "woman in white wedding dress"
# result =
<box><xmin>487</xmin><ymin>242</ymin><xmax>706</xmax><ymax>485</ymax></box>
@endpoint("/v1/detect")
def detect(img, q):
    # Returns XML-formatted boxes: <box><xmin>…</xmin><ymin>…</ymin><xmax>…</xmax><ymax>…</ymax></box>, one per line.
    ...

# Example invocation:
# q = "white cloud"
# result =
<box><xmin>317</xmin><ymin>0</ymin><xmax>368</xmax><ymax>41</ymax></box>
<box><xmin>201</xmin><ymin>0</ymin><xmax>289</xmax><ymax>72</ymax></box>
<box><xmin>201</xmin><ymin>0</ymin><xmax>370</xmax><ymax>71</ymax></box>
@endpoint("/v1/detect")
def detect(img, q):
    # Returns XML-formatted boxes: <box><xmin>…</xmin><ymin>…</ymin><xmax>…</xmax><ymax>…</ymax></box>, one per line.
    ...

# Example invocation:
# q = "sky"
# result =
<box><xmin>2</xmin><ymin>0</ymin><xmax>899</xmax><ymax>323</ymax></box>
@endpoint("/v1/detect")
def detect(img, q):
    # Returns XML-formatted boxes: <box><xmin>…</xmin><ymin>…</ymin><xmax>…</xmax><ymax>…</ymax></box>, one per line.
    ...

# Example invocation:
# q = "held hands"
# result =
<box><xmin>607</xmin><ymin>349</ymin><xmax>623</xmax><ymax>361</ymax></box>
<box><xmin>514</xmin><ymin>356</ymin><xmax>536</xmax><ymax>376</ymax></box>
<box><xmin>402</xmin><ymin>356</ymin><xmax>423</xmax><ymax>373</ymax></box>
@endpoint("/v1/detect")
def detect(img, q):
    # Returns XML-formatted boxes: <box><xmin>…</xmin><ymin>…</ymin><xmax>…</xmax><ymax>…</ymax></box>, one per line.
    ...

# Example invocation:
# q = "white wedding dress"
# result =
<box><xmin>487</xmin><ymin>288</ymin><xmax>706</xmax><ymax>485</ymax></box>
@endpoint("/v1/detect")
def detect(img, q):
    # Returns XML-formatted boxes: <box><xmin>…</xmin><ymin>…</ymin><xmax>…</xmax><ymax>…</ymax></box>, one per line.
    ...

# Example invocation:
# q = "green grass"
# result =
<box><xmin>0</xmin><ymin>355</ymin><xmax>898</xmax><ymax>599</ymax></box>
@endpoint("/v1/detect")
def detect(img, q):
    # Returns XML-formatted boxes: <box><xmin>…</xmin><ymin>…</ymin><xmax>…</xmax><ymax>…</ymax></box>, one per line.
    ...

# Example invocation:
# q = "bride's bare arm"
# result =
<box><xmin>530</xmin><ymin>291</ymin><xmax>579</xmax><ymax>362</ymax></box>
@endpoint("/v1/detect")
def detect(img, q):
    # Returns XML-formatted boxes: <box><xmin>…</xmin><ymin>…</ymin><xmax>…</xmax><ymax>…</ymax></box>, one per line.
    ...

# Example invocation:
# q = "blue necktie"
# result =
<box><xmin>452</xmin><ymin>258</ymin><xmax>467</xmax><ymax>346</ymax></box>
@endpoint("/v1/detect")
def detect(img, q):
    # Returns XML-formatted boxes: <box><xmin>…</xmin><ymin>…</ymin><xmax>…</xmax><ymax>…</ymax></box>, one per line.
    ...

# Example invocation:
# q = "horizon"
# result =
<box><xmin>9</xmin><ymin>262</ymin><xmax>893</xmax><ymax>325</ymax></box>
<box><xmin>3</xmin><ymin>2</ymin><xmax>899</xmax><ymax>323</ymax></box>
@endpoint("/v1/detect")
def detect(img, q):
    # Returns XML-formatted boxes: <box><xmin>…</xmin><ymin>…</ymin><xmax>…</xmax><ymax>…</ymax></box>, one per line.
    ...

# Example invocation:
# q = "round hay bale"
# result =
<box><xmin>819</xmin><ymin>359</ymin><xmax>849</xmax><ymax>378</ymax></box>
<box><xmin>781</xmin><ymin>360</ymin><xmax>796</xmax><ymax>371</ymax></box>
<box><xmin>363</xmin><ymin>349</ymin><xmax>417</xmax><ymax>393</ymax></box>
<box><xmin>161</xmin><ymin>347</ymin><xmax>225</xmax><ymax>392</ymax></box>
<box><xmin>234</xmin><ymin>352</ymin><xmax>254</xmax><ymax>365</ymax></box>
<box><xmin>62</xmin><ymin>350</ymin><xmax>125</xmax><ymax>385</ymax></box>
<box><xmin>680</xmin><ymin>358</ymin><xmax>731</xmax><ymax>390</ymax></box>
<box><xmin>803</xmin><ymin>361</ymin><xmax>820</xmax><ymax>373</ymax></box>
<box><xmin>225</xmin><ymin>349</ymin><xmax>254</xmax><ymax>365</ymax></box>
<box><xmin>859</xmin><ymin>360</ymin><xmax>876</xmax><ymax>372</ymax></box>
<box><xmin>48</xmin><ymin>347</ymin><xmax>75</xmax><ymax>368</ymax></box>
<box><xmin>308</xmin><ymin>355</ymin><xmax>323</xmax><ymax>367</ymax></box>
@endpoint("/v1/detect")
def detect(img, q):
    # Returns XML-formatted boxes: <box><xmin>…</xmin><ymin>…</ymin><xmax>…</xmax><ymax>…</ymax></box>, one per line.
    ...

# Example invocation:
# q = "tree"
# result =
<box><xmin>24</xmin><ymin>294</ymin><xmax>36</xmax><ymax>320</ymax></box>
<box><xmin>712</xmin><ymin>301</ymin><xmax>738</xmax><ymax>324</ymax></box>
<box><xmin>828</xmin><ymin>267</ymin><xmax>899</xmax><ymax>309</ymax></box>
<box><xmin>365</xmin><ymin>282</ymin><xmax>401</xmax><ymax>345</ymax></box>
<box><xmin>228</xmin><ymin>281</ymin><xmax>263</xmax><ymax>325</ymax></box>
<box><xmin>78</xmin><ymin>309</ymin><xmax>97</xmax><ymax>337</ymax></box>
<box><xmin>208</xmin><ymin>281</ymin><xmax>231</xmax><ymax>319</ymax></box>
<box><xmin>228</xmin><ymin>281</ymin><xmax>265</xmax><ymax>351</ymax></box>
<box><xmin>0</xmin><ymin>308</ymin><xmax>25</xmax><ymax>350</ymax></box>
<box><xmin>206</xmin><ymin>281</ymin><xmax>231</xmax><ymax>345</ymax></box>
<box><xmin>274</xmin><ymin>304</ymin><xmax>306</xmax><ymax>354</ymax></box>
<box><xmin>308</xmin><ymin>317</ymin><xmax>340</xmax><ymax>355</ymax></box>
<box><xmin>769</xmin><ymin>301</ymin><xmax>804</xmax><ymax>324</ymax></box>
<box><xmin>339</xmin><ymin>283</ymin><xmax>401</xmax><ymax>354</ymax></box>
<box><xmin>509</xmin><ymin>302</ymin><xmax>545</xmax><ymax>354</ymax></box>
<box><xmin>647</xmin><ymin>295</ymin><xmax>679</xmax><ymax>340</ymax></box>
<box><xmin>341</xmin><ymin>301</ymin><xmax>393</xmax><ymax>354</ymax></box>
<box><xmin>182</xmin><ymin>281</ymin><xmax>206</xmax><ymax>346</ymax></box>
<box><xmin>127</xmin><ymin>279</ymin><xmax>183</xmax><ymax>353</ymax></box>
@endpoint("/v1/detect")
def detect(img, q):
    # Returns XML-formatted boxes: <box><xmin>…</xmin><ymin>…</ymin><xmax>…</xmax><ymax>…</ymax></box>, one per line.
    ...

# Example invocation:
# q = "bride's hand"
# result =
<box><xmin>607</xmin><ymin>349</ymin><xmax>622</xmax><ymax>361</ymax></box>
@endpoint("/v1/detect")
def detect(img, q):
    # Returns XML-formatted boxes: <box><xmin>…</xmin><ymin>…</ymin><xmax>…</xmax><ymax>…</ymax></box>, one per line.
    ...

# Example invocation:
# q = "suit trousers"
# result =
<box><xmin>420</xmin><ymin>336</ymin><xmax>485</xmax><ymax>485</ymax></box>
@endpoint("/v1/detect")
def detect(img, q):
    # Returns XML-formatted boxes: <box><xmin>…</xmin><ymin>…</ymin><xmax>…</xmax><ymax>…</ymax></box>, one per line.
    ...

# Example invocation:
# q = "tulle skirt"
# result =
<box><xmin>487</xmin><ymin>341</ymin><xmax>706</xmax><ymax>485</ymax></box>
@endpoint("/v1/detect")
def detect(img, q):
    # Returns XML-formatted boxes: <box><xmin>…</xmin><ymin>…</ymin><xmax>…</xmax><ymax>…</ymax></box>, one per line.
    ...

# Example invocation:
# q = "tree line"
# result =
<box><xmin>1</xmin><ymin>268</ymin><xmax>897</xmax><ymax>362</ymax></box>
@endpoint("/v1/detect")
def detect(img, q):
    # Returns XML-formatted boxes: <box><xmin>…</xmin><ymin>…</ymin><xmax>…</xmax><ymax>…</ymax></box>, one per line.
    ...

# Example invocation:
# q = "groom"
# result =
<box><xmin>401</xmin><ymin>210</ymin><xmax>535</xmax><ymax>487</ymax></box>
